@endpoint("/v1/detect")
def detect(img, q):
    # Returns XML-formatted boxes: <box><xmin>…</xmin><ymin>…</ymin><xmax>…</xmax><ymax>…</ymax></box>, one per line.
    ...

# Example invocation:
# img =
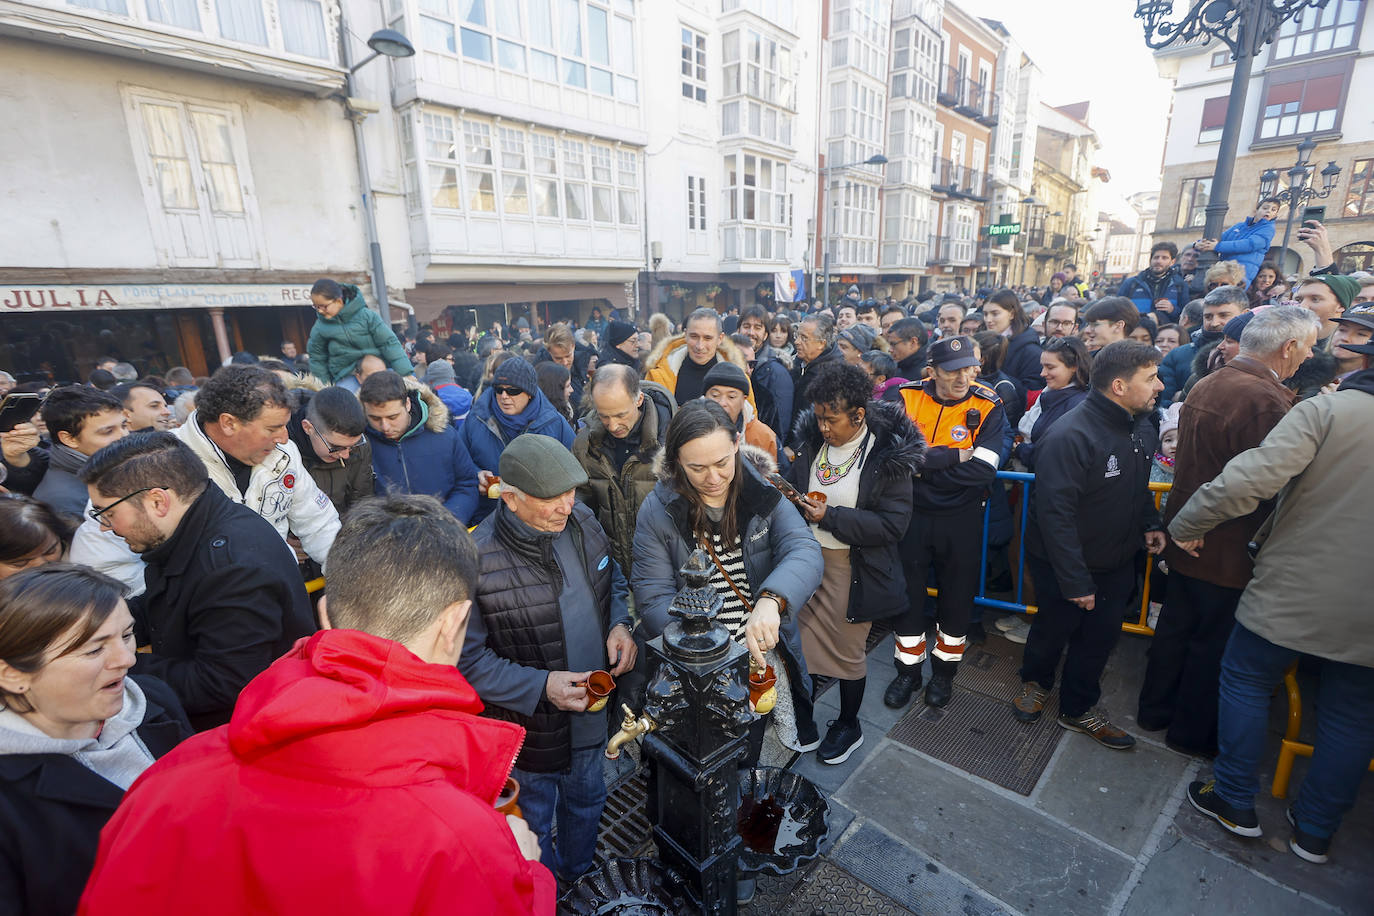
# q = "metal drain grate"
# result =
<box><xmin>596</xmin><ymin>765</ymin><xmax>654</xmax><ymax>858</ymax></box>
<box><xmin>887</xmin><ymin>687</ymin><xmax>1062</xmax><ymax>796</ymax></box>
<box><xmin>746</xmin><ymin>860</ymin><xmax>914</xmax><ymax>915</ymax></box>
<box><xmin>948</xmin><ymin>632</ymin><xmax>1034</xmax><ymax>701</ymax></box>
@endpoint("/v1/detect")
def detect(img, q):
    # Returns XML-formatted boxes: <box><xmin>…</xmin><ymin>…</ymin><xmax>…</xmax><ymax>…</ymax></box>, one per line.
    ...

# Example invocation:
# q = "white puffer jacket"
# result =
<box><xmin>176</xmin><ymin>411</ymin><xmax>339</xmax><ymax>567</ymax></box>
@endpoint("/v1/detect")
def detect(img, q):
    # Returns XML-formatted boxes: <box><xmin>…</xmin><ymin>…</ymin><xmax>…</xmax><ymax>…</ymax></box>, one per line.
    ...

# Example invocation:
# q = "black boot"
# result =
<box><xmin>925</xmin><ymin>658</ymin><xmax>956</xmax><ymax>708</ymax></box>
<box><xmin>883</xmin><ymin>662</ymin><xmax>923</xmax><ymax>709</ymax></box>
<box><xmin>924</xmin><ymin>674</ymin><xmax>953</xmax><ymax>708</ymax></box>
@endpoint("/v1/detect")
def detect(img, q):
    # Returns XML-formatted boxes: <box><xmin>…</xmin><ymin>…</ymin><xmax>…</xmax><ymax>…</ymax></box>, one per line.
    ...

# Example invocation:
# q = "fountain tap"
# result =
<box><xmin>605</xmin><ymin>703</ymin><xmax>658</xmax><ymax>760</ymax></box>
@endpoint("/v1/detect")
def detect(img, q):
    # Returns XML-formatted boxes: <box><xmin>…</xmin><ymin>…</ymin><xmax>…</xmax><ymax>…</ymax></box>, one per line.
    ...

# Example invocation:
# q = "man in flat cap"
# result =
<box><xmin>459</xmin><ymin>434</ymin><xmax>633</xmax><ymax>887</ymax></box>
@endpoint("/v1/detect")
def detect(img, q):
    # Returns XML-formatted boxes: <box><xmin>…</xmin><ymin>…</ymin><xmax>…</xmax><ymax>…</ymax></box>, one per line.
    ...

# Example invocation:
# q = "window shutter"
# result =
<box><xmin>1200</xmin><ymin>96</ymin><xmax>1229</xmax><ymax>131</ymax></box>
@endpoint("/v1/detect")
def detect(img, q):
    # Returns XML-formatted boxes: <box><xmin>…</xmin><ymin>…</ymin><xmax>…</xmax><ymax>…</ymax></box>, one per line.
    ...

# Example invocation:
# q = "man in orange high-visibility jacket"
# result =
<box><xmin>883</xmin><ymin>335</ymin><xmax>1007</xmax><ymax>711</ymax></box>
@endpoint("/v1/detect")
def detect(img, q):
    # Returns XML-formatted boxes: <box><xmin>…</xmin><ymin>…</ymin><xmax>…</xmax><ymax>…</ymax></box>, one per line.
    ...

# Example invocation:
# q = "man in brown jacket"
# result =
<box><xmin>1137</xmin><ymin>306</ymin><xmax>1319</xmax><ymax>755</ymax></box>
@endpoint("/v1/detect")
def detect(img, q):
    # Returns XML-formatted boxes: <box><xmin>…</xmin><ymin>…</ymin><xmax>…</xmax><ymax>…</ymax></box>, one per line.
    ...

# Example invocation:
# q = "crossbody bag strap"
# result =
<box><xmin>699</xmin><ymin>535</ymin><xmax>754</xmax><ymax>616</ymax></box>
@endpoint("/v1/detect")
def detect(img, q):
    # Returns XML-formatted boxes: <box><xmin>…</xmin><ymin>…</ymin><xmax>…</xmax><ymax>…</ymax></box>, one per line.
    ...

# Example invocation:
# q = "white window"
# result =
<box><xmin>280</xmin><ymin>0</ymin><xmax>328</xmax><ymax>57</ymax></box>
<box><xmin>217</xmin><ymin>0</ymin><xmax>267</xmax><ymax>45</ymax></box>
<box><xmin>687</xmin><ymin>175</ymin><xmax>707</xmax><ymax>232</ymax></box>
<box><xmin>124</xmin><ymin>89</ymin><xmax>263</xmax><ymax>268</ymax></box>
<box><xmin>617</xmin><ymin>149</ymin><xmax>638</xmax><ymax>224</ymax></box>
<box><xmin>145</xmin><ymin>0</ymin><xmax>200</xmax><ymax>31</ymax></box>
<box><xmin>421</xmin><ymin>0</ymin><xmax>637</xmax><ymax>101</ymax></box>
<box><xmin>681</xmin><ymin>27</ymin><xmax>706</xmax><ymax>102</ymax></box>
<box><xmin>722</xmin><ymin>151</ymin><xmax>787</xmax><ymax>261</ymax></box>
<box><xmin>1271</xmin><ymin>0</ymin><xmax>1361</xmax><ymax>61</ymax></box>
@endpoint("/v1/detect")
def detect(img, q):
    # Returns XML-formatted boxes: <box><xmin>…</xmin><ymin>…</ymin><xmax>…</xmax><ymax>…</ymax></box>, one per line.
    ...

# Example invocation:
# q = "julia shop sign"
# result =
<box><xmin>3</xmin><ymin>284</ymin><xmax>315</xmax><ymax>312</ymax></box>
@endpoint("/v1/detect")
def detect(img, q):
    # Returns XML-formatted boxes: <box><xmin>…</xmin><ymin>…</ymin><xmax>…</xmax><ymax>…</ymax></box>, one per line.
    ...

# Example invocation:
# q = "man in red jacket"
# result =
<box><xmin>79</xmin><ymin>494</ymin><xmax>555</xmax><ymax>915</ymax></box>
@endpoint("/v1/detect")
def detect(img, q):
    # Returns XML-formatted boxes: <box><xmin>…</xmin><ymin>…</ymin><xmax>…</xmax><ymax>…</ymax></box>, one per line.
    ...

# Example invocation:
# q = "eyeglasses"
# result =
<box><xmin>309</xmin><ymin>423</ymin><xmax>362</xmax><ymax>456</ymax></box>
<box><xmin>311</xmin><ymin>300</ymin><xmax>338</xmax><ymax>314</ymax></box>
<box><xmin>88</xmin><ymin>487</ymin><xmax>159</xmax><ymax>524</ymax></box>
<box><xmin>493</xmin><ymin>386</ymin><xmax>526</xmax><ymax>397</ymax></box>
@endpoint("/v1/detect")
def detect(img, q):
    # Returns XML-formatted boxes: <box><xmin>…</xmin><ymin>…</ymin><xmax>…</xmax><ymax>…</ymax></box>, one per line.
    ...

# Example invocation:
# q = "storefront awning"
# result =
<box><xmin>407</xmin><ymin>282</ymin><xmax>631</xmax><ymax>324</ymax></box>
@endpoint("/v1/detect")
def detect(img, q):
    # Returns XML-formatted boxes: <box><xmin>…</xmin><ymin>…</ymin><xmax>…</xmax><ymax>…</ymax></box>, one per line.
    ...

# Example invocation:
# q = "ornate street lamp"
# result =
<box><xmin>1134</xmin><ymin>0</ymin><xmax>1333</xmax><ymax>268</ymax></box>
<box><xmin>1261</xmin><ymin>136</ymin><xmax>1341</xmax><ymax>273</ymax></box>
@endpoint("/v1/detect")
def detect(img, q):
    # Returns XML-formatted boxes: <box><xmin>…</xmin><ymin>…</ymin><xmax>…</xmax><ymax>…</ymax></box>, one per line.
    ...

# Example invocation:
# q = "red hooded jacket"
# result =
<box><xmin>79</xmin><ymin>629</ymin><xmax>555</xmax><ymax>915</ymax></box>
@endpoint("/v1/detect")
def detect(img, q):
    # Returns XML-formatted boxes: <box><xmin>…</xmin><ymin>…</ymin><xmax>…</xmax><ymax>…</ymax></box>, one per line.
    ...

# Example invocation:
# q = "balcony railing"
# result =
<box><xmin>926</xmin><ymin>234</ymin><xmax>974</xmax><ymax>267</ymax></box>
<box><xmin>935</xmin><ymin>66</ymin><xmax>998</xmax><ymax>125</ymax></box>
<box><xmin>930</xmin><ymin>158</ymin><xmax>989</xmax><ymax>201</ymax></box>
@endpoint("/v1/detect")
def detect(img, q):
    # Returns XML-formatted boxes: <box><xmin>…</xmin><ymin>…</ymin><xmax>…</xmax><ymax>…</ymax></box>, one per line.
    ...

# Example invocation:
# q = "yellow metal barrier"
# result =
<box><xmin>1271</xmin><ymin>664</ymin><xmax>1374</xmax><ymax>798</ymax></box>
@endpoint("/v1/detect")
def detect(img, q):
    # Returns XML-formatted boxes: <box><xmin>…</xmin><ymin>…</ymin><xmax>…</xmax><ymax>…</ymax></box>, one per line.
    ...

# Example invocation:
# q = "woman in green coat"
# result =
<box><xmin>307</xmin><ymin>279</ymin><xmax>413</xmax><ymax>389</ymax></box>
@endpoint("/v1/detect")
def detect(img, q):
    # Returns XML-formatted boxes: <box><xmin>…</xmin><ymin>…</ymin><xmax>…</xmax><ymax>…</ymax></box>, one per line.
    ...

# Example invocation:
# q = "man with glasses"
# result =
<box><xmin>287</xmin><ymin>386</ymin><xmax>375</xmax><ymax>516</ymax></box>
<box><xmin>82</xmin><ymin>432</ymin><xmax>313</xmax><ymax>730</ymax></box>
<box><xmin>1042</xmin><ymin>302</ymin><xmax>1080</xmax><ymax>342</ymax></box>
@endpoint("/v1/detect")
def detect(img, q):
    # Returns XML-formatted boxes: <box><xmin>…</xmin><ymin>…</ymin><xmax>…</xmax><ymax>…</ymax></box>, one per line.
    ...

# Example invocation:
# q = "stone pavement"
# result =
<box><xmin>732</xmin><ymin>622</ymin><xmax>1374</xmax><ymax>915</ymax></box>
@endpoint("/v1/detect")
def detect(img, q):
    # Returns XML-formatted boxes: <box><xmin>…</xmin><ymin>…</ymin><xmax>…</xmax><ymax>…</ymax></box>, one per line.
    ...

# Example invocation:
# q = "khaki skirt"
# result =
<box><xmin>798</xmin><ymin>547</ymin><xmax>871</xmax><ymax>680</ymax></box>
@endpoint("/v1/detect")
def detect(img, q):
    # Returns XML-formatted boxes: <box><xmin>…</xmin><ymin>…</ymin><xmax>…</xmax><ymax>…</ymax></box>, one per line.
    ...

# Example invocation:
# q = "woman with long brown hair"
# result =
<box><xmin>632</xmin><ymin>399</ymin><xmax>822</xmax><ymax>760</ymax></box>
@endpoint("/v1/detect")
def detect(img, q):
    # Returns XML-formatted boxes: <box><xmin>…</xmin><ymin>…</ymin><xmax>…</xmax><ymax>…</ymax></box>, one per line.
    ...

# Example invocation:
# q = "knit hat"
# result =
<box><xmin>838</xmin><ymin>324</ymin><xmax>877</xmax><ymax>353</ymax></box>
<box><xmin>701</xmin><ymin>361</ymin><xmax>751</xmax><ymax>396</ymax></box>
<box><xmin>1223</xmin><ymin>310</ymin><xmax>1256</xmax><ymax>341</ymax></box>
<box><xmin>499</xmin><ymin>434</ymin><xmax>587</xmax><ymax>498</ymax></box>
<box><xmin>1307</xmin><ymin>274</ymin><xmax>1361</xmax><ymax>311</ymax></box>
<box><xmin>424</xmin><ymin>359</ymin><xmax>456</xmax><ymax>387</ymax></box>
<box><xmin>607</xmin><ymin>320</ymin><xmax>637</xmax><ymax>347</ymax></box>
<box><xmin>491</xmin><ymin>357</ymin><xmax>537</xmax><ymax>397</ymax></box>
<box><xmin>1159</xmin><ymin>402</ymin><xmax>1182</xmax><ymax>439</ymax></box>
<box><xmin>1052</xmin><ymin>272</ymin><xmax>1068</xmax><ymax>283</ymax></box>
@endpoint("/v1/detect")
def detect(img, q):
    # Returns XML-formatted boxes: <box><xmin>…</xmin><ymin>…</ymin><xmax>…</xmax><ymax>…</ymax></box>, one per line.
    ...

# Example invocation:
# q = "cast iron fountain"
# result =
<box><xmin>559</xmin><ymin>549</ymin><xmax>830</xmax><ymax>915</ymax></box>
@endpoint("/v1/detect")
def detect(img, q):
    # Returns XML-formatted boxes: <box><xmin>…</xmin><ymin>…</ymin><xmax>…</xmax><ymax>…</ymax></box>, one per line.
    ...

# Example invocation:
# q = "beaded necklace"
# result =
<box><xmin>815</xmin><ymin>428</ymin><xmax>871</xmax><ymax>486</ymax></box>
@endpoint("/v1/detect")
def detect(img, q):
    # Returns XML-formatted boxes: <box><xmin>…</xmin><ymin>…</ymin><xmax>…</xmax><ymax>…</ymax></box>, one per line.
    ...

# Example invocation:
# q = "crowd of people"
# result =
<box><xmin>0</xmin><ymin>228</ymin><xmax>1371</xmax><ymax>911</ymax></box>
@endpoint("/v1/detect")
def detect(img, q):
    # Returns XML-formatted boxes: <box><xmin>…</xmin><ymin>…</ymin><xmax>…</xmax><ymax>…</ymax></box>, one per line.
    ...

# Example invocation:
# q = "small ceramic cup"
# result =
<box><xmin>807</xmin><ymin>492</ymin><xmax>826</xmax><ymax>504</ymax></box>
<box><xmin>748</xmin><ymin>663</ymin><xmax>778</xmax><ymax>715</ymax></box>
<box><xmin>585</xmin><ymin>670</ymin><xmax>616</xmax><ymax>712</ymax></box>
<box><xmin>495</xmin><ymin>776</ymin><xmax>522</xmax><ymax>819</ymax></box>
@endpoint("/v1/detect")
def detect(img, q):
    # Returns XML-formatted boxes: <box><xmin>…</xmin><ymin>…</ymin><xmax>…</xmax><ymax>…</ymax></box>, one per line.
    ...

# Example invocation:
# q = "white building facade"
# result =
<box><xmin>0</xmin><ymin>0</ymin><xmax>368</xmax><ymax>378</ymax></box>
<box><xmin>981</xmin><ymin>19</ymin><xmax>1039</xmax><ymax>287</ymax></box>
<box><xmin>637</xmin><ymin>0</ymin><xmax>822</xmax><ymax>317</ymax></box>
<box><xmin>367</xmin><ymin>0</ymin><xmax>649</xmax><ymax>333</ymax></box>
<box><xmin>879</xmin><ymin>0</ymin><xmax>943</xmax><ymax>289</ymax></box>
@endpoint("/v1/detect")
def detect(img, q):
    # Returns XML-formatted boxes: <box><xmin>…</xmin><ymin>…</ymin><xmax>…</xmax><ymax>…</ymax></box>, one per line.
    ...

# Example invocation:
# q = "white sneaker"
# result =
<box><xmin>994</xmin><ymin>615</ymin><xmax>1024</xmax><ymax>633</ymax></box>
<box><xmin>1003</xmin><ymin>618</ymin><xmax>1032</xmax><ymax>645</ymax></box>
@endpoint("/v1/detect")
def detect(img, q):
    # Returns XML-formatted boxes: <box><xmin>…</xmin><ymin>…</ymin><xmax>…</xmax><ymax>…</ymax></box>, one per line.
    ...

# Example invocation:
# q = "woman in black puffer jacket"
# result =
<box><xmin>786</xmin><ymin>364</ymin><xmax>925</xmax><ymax>766</ymax></box>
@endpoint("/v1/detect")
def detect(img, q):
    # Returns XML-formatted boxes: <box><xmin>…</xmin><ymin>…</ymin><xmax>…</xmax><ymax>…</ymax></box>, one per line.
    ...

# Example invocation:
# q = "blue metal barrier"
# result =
<box><xmin>928</xmin><ymin>470</ymin><xmax>1167</xmax><ymax>636</ymax></box>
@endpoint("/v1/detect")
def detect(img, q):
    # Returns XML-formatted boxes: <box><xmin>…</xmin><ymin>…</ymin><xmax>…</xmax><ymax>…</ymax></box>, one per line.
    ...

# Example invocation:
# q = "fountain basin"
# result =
<box><xmin>557</xmin><ymin>856</ymin><xmax>698</xmax><ymax>916</ymax></box>
<box><xmin>735</xmin><ymin>766</ymin><xmax>831</xmax><ymax>876</ymax></box>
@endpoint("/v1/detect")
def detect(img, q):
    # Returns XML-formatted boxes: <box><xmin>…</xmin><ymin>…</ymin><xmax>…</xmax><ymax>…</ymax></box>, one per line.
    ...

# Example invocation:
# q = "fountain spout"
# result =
<box><xmin>605</xmin><ymin>703</ymin><xmax>658</xmax><ymax>760</ymax></box>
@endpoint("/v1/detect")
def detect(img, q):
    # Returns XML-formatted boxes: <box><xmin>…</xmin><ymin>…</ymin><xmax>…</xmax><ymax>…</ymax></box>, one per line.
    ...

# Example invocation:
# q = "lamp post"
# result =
<box><xmin>820</xmin><ymin>154</ymin><xmax>888</xmax><ymax>309</ymax></box>
<box><xmin>1018</xmin><ymin>195</ymin><xmax>1044</xmax><ymax>287</ymax></box>
<box><xmin>1134</xmin><ymin>0</ymin><xmax>1331</xmax><ymax>272</ymax></box>
<box><xmin>1260</xmin><ymin>136</ymin><xmax>1341</xmax><ymax>274</ymax></box>
<box><xmin>340</xmin><ymin>27</ymin><xmax>416</xmax><ymax>323</ymax></box>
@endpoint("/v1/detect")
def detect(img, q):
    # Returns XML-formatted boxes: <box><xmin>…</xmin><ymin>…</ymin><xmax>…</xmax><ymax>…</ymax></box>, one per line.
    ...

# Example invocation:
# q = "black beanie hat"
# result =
<box><xmin>607</xmin><ymin>320</ymin><xmax>637</xmax><ymax>347</ymax></box>
<box><xmin>491</xmin><ymin>357</ymin><xmax>538</xmax><ymax>397</ymax></box>
<box><xmin>702</xmin><ymin>361</ymin><xmax>750</xmax><ymax>395</ymax></box>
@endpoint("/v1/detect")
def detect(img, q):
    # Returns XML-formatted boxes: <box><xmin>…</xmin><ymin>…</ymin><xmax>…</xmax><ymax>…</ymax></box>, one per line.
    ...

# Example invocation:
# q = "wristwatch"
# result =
<box><xmin>757</xmin><ymin>589</ymin><xmax>789</xmax><ymax>617</ymax></box>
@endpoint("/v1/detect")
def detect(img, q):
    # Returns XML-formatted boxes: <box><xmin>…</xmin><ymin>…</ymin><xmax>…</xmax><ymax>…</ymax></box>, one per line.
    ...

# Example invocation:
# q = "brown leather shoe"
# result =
<box><xmin>1058</xmin><ymin>708</ymin><xmax>1136</xmax><ymax>750</ymax></box>
<box><xmin>1012</xmin><ymin>683</ymin><xmax>1049</xmax><ymax>722</ymax></box>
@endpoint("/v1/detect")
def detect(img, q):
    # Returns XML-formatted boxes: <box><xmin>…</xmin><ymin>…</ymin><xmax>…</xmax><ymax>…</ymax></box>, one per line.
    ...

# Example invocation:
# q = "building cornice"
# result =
<box><xmin>0</xmin><ymin>0</ymin><xmax>345</xmax><ymax>95</ymax></box>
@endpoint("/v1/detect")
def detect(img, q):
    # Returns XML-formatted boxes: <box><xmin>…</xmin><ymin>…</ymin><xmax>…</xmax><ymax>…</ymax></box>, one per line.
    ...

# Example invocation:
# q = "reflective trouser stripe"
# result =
<box><xmin>931</xmin><ymin>626</ymin><xmax>966</xmax><ymax>663</ymax></box>
<box><xmin>894</xmin><ymin>634</ymin><xmax>927</xmax><ymax>665</ymax></box>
